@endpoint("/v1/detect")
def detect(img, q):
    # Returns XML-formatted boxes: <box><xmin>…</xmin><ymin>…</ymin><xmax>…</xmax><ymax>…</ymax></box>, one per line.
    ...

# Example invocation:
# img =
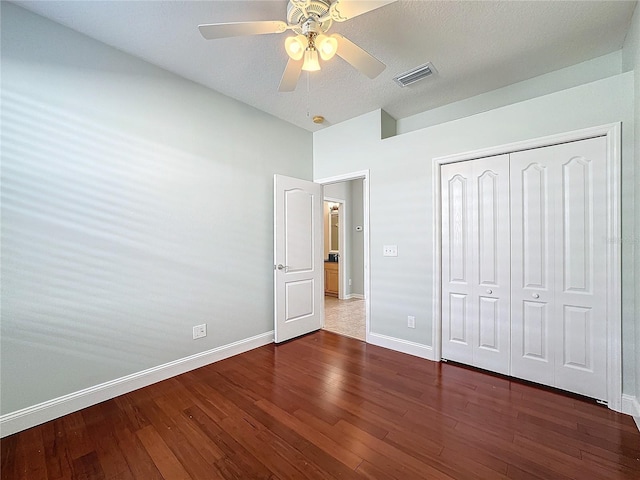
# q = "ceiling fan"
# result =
<box><xmin>198</xmin><ymin>0</ymin><xmax>396</xmax><ymax>92</ymax></box>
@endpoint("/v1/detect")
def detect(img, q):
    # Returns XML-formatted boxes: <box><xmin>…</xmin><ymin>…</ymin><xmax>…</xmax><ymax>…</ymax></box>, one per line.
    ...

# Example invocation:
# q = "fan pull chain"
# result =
<box><xmin>306</xmin><ymin>72</ymin><xmax>310</xmax><ymax>118</ymax></box>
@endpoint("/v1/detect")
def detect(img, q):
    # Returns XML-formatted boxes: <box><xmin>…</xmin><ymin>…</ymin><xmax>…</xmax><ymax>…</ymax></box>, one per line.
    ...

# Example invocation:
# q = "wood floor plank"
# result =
<box><xmin>72</xmin><ymin>451</ymin><xmax>106</xmax><ymax>480</ymax></box>
<box><xmin>7</xmin><ymin>427</ymin><xmax>49</xmax><ymax>480</ymax></box>
<box><xmin>136</xmin><ymin>425</ymin><xmax>193</xmax><ymax>480</ymax></box>
<box><xmin>111</xmin><ymin>427</ymin><xmax>164</xmax><ymax>480</ymax></box>
<box><xmin>255</xmin><ymin>399</ymin><xmax>363</xmax><ymax>470</ymax></box>
<box><xmin>41</xmin><ymin>420</ymin><xmax>74</xmax><ymax>480</ymax></box>
<box><xmin>0</xmin><ymin>434</ymin><xmax>18</xmax><ymax>480</ymax></box>
<box><xmin>292</xmin><ymin>408</ymin><xmax>451</xmax><ymax>480</ymax></box>
<box><xmin>184</xmin><ymin>405</ymin><xmax>274</xmax><ymax>479</ymax></box>
<box><xmin>2</xmin><ymin>330</ymin><xmax>639</xmax><ymax>479</ymax></box>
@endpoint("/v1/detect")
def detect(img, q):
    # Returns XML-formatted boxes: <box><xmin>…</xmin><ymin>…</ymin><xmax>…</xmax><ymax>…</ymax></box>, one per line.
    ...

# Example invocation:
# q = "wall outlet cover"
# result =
<box><xmin>193</xmin><ymin>324</ymin><xmax>207</xmax><ymax>339</ymax></box>
<box><xmin>383</xmin><ymin>245</ymin><xmax>398</xmax><ymax>256</ymax></box>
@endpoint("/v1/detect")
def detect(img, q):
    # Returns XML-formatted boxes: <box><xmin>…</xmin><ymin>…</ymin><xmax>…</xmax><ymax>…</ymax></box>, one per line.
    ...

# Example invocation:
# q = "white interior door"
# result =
<box><xmin>511</xmin><ymin>137</ymin><xmax>608</xmax><ymax>400</ymax></box>
<box><xmin>441</xmin><ymin>155</ymin><xmax>510</xmax><ymax>373</ymax></box>
<box><xmin>274</xmin><ymin>174</ymin><xmax>324</xmax><ymax>343</ymax></box>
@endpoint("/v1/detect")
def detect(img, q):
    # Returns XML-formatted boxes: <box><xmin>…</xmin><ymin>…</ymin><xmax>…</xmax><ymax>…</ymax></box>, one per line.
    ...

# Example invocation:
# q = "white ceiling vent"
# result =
<box><xmin>393</xmin><ymin>62</ymin><xmax>436</xmax><ymax>87</ymax></box>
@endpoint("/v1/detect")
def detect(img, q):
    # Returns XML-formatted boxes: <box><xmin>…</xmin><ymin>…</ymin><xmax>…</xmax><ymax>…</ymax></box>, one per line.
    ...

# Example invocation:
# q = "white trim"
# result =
<box><xmin>432</xmin><ymin>123</ymin><xmax>622</xmax><ymax>411</ymax></box>
<box><xmin>315</xmin><ymin>171</ymin><xmax>370</xmax><ymax>344</ymax></box>
<box><xmin>345</xmin><ymin>293</ymin><xmax>365</xmax><ymax>300</ymax></box>
<box><xmin>621</xmin><ymin>395</ymin><xmax>640</xmax><ymax>431</ymax></box>
<box><xmin>621</xmin><ymin>394</ymin><xmax>640</xmax><ymax>417</ymax></box>
<box><xmin>368</xmin><ymin>332</ymin><xmax>434</xmax><ymax>360</ymax></box>
<box><xmin>0</xmin><ymin>331</ymin><xmax>274</xmax><ymax>438</ymax></box>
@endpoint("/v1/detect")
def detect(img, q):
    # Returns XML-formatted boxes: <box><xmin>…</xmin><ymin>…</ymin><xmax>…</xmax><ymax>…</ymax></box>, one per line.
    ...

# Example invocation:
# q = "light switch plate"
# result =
<box><xmin>383</xmin><ymin>245</ymin><xmax>398</xmax><ymax>256</ymax></box>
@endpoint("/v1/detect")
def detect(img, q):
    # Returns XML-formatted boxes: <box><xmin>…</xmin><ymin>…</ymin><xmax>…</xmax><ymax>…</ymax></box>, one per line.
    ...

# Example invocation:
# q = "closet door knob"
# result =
<box><xmin>486</xmin><ymin>289</ymin><xmax>493</xmax><ymax>294</ymax></box>
<box><xmin>532</xmin><ymin>293</ymin><xmax>540</xmax><ymax>299</ymax></box>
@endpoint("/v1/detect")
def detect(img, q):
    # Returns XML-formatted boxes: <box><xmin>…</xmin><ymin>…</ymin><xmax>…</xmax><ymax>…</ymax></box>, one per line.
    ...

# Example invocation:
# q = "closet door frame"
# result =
<box><xmin>432</xmin><ymin>123</ymin><xmax>622</xmax><ymax>412</ymax></box>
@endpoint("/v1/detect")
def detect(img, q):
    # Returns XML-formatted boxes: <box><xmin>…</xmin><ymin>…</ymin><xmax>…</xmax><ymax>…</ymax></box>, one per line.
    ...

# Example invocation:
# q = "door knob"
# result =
<box><xmin>276</xmin><ymin>264</ymin><xmax>289</xmax><ymax>271</ymax></box>
<box><xmin>486</xmin><ymin>289</ymin><xmax>493</xmax><ymax>294</ymax></box>
<box><xmin>532</xmin><ymin>293</ymin><xmax>540</xmax><ymax>299</ymax></box>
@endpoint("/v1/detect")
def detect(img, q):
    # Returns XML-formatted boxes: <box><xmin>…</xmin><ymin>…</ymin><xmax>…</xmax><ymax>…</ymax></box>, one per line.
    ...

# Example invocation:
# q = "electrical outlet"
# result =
<box><xmin>383</xmin><ymin>245</ymin><xmax>398</xmax><ymax>256</ymax></box>
<box><xmin>407</xmin><ymin>316</ymin><xmax>416</xmax><ymax>328</ymax></box>
<box><xmin>349</xmin><ymin>278</ymin><xmax>352</xmax><ymax>286</ymax></box>
<box><xmin>193</xmin><ymin>324</ymin><xmax>207</xmax><ymax>339</ymax></box>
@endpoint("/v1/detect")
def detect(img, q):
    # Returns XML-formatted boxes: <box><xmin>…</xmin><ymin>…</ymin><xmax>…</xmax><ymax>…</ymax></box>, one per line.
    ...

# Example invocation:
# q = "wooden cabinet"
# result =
<box><xmin>324</xmin><ymin>262</ymin><xmax>339</xmax><ymax>297</ymax></box>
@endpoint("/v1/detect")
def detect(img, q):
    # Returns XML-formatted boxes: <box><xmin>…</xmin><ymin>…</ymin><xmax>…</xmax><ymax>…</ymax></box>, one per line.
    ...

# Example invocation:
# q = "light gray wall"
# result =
<box><xmin>397</xmin><ymin>51</ymin><xmax>623</xmax><ymax>134</ymax></box>
<box><xmin>350</xmin><ymin>179</ymin><xmax>365</xmax><ymax>296</ymax></box>
<box><xmin>622</xmin><ymin>1</ymin><xmax>640</xmax><ymax>408</ymax></box>
<box><xmin>0</xmin><ymin>4</ymin><xmax>312</xmax><ymax>414</ymax></box>
<box><xmin>313</xmin><ymin>72</ymin><xmax>636</xmax><ymax>395</ymax></box>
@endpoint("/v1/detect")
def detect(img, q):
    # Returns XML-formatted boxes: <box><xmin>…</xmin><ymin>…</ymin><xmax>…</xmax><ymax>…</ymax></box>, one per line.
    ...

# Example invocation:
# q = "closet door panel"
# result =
<box><xmin>552</xmin><ymin>137</ymin><xmax>608</xmax><ymax>400</ymax></box>
<box><xmin>510</xmin><ymin>152</ymin><xmax>555</xmax><ymax>386</ymax></box>
<box><xmin>522</xmin><ymin>300</ymin><xmax>550</xmax><ymax>360</ymax></box>
<box><xmin>441</xmin><ymin>163</ymin><xmax>474</xmax><ymax>364</ymax></box>
<box><xmin>472</xmin><ymin>155</ymin><xmax>510</xmax><ymax>374</ymax></box>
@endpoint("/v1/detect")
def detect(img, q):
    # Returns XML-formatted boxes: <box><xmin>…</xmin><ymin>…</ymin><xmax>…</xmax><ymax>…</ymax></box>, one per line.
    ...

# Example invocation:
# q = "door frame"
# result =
<box><xmin>315</xmin><ymin>170</ymin><xmax>371</xmax><ymax>343</ymax></box>
<box><xmin>324</xmin><ymin>196</ymin><xmax>347</xmax><ymax>299</ymax></box>
<box><xmin>432</xmin><ymin>123</ymin><xmax>622</xmax><ymax>411</ymax></box>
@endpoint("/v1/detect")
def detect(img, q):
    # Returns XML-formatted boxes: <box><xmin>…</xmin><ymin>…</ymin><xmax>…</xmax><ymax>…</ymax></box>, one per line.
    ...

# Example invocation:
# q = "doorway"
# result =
<box><xmin>316</xmin><ymin>171</ymin><xmax>370</xmax><ymax>343</ymax></box>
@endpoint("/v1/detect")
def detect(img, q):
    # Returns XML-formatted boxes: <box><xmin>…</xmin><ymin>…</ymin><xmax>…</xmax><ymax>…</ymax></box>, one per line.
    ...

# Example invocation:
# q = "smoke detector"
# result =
<box><xmin>393</xmin><ymin>62</ymin><xmax>437</xmax><ymax>87</ymax></box>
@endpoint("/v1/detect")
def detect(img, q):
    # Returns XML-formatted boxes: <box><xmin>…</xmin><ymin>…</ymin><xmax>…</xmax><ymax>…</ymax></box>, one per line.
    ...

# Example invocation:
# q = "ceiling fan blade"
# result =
<box><xmin>198</xmin><ymin>21</ymin><xmax>288</xmax><ymax>40</ymax></box>
<box><xmin>278</xmin><ymin>58</ymin><xmax>303</xmax><ymax>92</ymax></box>
<box><xmin>328</xmin><ymin>0</ymin><xmax>397</xmax><ymax>22</ymax></box>
<box><xmin>333</xmin><ymin>34</ymin><xmax>385</xmax><ymax>79</ymax></box>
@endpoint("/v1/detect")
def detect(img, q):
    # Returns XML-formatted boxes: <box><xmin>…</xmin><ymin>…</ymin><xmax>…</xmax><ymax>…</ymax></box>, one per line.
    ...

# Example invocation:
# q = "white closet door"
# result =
<box><xmin>442</xmin><ymin>155</ymin><xmax>510</xmax><ymax>372</ymax></box>
<box><xmin>510</xmin><ymin>150</ymin><xmax>556</xmax><ymax>386</ymax></box>
<box><xmin>442</xmin><ymin>161</ymin><xmax>474</xmax><ymax>365</ymax></box>
<box><xmin>551</xmin><ymin>137</ymin><xmax>608</xmax><ymax>400</ymax></box>
<box><xmin>511</xmin><ymin>137</ymin><xmax>608</xmax><ymax>400</ymax></box>
<box><xmin>471</xmin><ymin>155</ymin><xmax>511</xmax><ymax>374</ymax></box>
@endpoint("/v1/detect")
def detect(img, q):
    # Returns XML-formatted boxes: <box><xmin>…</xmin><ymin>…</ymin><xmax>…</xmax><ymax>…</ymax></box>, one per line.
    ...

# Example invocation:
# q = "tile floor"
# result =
<box><xmin>323</xmin><ymin>296</ymin><xmax>365</xmax><ymax>341</ymax></box>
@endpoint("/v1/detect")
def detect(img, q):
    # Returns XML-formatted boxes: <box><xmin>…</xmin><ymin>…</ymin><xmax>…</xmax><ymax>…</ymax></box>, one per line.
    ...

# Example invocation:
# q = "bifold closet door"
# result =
<box><xmin>441</xmin><ymin>155</ymin><xmax>510</xmax><ymax>374</ymax></box>
<box><xmin>510</xmin><ymin>137</ymin><xmax>608</xmax><ymax>400</ymax></box>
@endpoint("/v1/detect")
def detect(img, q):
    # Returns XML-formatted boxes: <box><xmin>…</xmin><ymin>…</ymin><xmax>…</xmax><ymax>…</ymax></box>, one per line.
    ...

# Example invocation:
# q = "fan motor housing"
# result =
<box><xmin>287</xmin><ymin>0</ymin><xmax>333</xmax><ymax>34</ymax></box>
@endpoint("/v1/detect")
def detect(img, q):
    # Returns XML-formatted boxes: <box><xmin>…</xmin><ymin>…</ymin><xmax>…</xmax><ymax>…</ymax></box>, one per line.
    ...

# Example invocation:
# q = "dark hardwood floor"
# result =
<box><xmin>2</xmin><ymin>330</ymin><xmax>639</xmax><ymax>479</ymax></box>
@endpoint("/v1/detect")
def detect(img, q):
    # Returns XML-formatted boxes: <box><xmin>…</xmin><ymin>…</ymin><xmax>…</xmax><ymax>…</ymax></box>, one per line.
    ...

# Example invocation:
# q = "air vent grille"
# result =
<box><xmin>393</xmin><ymin>62</ymin><xmax>436</xmax><ymax>87</ymax></box>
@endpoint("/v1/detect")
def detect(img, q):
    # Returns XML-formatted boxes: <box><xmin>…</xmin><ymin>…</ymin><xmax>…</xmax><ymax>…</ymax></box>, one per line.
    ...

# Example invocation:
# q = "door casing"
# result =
<box><xmin>316</xmin><ymin>170</ymin><xmax>371</xmax><ymax>343</ymax></box>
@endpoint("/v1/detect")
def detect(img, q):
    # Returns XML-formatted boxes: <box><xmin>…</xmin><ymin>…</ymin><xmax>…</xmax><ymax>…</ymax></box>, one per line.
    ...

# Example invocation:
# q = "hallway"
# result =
<box><xmin>323</xmin><ymin>296</ymin><xmax>365</xmax><ymax>341</ymax></box>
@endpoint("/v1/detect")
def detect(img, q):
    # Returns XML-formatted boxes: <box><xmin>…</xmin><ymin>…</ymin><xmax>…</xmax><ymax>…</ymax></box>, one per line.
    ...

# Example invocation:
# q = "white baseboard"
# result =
<box><xmin>0</xmin><ymin>331</ymin><xmax>274</xmax><ymax>438</ymax></box>
<box><xmin>367</xmin><ymin>332</ymin><xmax>434</xmax><ymax>361</ymax></box>
<box><xmin>621</xmin><ymin>394</ymin><xmax>640</xmax><ymax>432</ymax></box>
<box><xmin>343</xmin><ymin>293</ymin><xmax>365</xmax><ymax>300</ymax></box>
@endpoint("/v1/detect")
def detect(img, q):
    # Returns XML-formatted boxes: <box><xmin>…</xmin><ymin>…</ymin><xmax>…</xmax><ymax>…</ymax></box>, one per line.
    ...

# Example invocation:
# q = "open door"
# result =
<box><xmin>274</xmin><ymin>174</ymin><xmax>324</xmax><ymax>343</ymax></box>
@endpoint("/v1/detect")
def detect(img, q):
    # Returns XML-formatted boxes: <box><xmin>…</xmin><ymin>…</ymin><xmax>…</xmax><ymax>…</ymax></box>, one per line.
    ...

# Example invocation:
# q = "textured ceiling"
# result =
<box><xmin>11</xmin><ymin>0</ymin><xmax>638</xmax><ymax>132</ymax></box>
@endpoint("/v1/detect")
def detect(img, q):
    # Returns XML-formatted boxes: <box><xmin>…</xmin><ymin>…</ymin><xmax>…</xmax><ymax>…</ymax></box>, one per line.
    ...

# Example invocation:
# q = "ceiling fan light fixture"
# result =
<box><xmin>285</xmin><ymin>35</ymin><xmax>306</xmax><ymax>60</ymax></box>
<box><xmin>316</xmin><ymin>34</ymin><xmax>337</xmax><ymax>60</ymax></box>
<box><xmin>302</xmin><ymin>48</ymin><xmax>321</xmax><ymax>71</ymax></box>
